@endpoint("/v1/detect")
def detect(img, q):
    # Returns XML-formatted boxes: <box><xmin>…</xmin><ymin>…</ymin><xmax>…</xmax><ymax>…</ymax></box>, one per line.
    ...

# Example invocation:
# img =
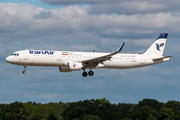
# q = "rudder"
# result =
<box><xmin>142</xmin><ymin>33</ymin><xmax>168</xmax><ymax>57</ymax></box>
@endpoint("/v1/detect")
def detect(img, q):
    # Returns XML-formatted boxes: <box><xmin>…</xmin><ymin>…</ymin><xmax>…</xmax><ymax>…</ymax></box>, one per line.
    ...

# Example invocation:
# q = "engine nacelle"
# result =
<box><xmin>96</xmin><ymin>63</ymin><xmax>105</xmax><ymax>68</ymax></box>
<box><xmin>59</xmin><ymin>67</ymin><xmax>72</xmax><ymax>72</ymax></box>
<box><xmin>59</xmin><ymin>62</ymin><xmax>82</xmax><ymax>72</ymax></box>
<box><xmin>68</xmin><ymin>62</ymin><xmax>82</xmax><ymax>71</ymax></box>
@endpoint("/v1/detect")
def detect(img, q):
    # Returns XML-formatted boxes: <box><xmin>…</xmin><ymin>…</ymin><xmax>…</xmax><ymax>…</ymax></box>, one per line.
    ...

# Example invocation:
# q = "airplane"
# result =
<box><xmin>6</xmin><ymin>33</ymin><xmax>171</xmax><ymax>77</ymax></box>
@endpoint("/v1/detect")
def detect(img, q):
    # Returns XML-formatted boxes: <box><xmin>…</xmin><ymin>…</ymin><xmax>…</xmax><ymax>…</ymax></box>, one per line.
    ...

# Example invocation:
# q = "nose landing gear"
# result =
<box><xmin>22</xmin><ymin>65</ymin><xmax>27</xmax><ymax>74</ymax></box>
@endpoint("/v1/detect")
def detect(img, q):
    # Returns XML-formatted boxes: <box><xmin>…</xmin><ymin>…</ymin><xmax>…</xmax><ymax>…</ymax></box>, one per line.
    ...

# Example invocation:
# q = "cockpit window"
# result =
<box><xmin>11</xmin><ymin>53</ymin><xmax>19</xmax><ymax>56</ymax></box>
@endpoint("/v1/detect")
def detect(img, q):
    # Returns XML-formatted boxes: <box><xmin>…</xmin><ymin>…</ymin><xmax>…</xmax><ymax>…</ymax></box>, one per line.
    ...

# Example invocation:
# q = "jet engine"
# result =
<box><xmin>59</xmin><ymin>62</ymin><xmax>82</xmax><ymax>72</ymax></box>
<box><xmin>59</xmin><ymin>67</ymin><xmax>72</xmax><ymax>72</ymax></box>
<box><xmin>68</xmin><ymin>62</ymin><xmax>82</xmax><ymax>70</ymax></box>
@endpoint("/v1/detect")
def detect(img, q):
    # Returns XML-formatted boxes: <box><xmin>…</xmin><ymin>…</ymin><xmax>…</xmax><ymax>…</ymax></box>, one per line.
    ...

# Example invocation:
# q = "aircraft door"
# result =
<box><xmin>57</xmin><ymin>52</ymin><xmax>61</xmax><ymax>61</ymax></box>
<box><xmin>24</xmin><ymin>49</ymin><xmax>28</xmax><ymax>60</ymax></box>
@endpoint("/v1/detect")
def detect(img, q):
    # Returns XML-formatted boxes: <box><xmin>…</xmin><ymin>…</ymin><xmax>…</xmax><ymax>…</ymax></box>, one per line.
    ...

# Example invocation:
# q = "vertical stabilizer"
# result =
<box><xmin>142</xmin><ymin>33</ymin><xmax>168</xmax><ymax>56</ymax></box>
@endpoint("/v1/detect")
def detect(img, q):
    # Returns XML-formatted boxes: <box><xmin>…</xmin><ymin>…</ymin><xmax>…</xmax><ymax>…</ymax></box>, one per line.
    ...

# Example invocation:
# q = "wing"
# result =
<box><xmin>76</xmin><ymin>43</ymin><xmax>125</xmax><ymax>68</ymax></box>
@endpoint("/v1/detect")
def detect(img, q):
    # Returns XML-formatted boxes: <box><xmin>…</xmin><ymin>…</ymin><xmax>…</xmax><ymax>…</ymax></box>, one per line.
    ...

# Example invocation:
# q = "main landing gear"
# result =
<box><xmin>82</xmin><ymin>69</ymin><xmax>94</xmax><ymax>77</ymax></box>
<box><xmin>22</xmin><ymin>65</ymin><xmax>27</xmax><ymax>74</ymax></box>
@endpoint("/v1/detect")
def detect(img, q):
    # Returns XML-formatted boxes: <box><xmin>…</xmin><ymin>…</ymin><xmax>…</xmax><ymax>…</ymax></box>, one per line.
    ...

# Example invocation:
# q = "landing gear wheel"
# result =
<box><xmin>88</xmin><ymin>71</ymin><xmax>94</xmax><ymax>76</ymax></box>
<box><xmin>22</xmin><ymin>70</ymin><xmax>26</xmax><ymax>74</ymax></box>
<box><xmin>82</xmin><ymin>72</ymin><xmax>88</xmax><ymax>77</ymax></box>
<box><xmin>23</xmin><ymin>65</ymin><xmax>27</xmax><ymax>74</ymax></box>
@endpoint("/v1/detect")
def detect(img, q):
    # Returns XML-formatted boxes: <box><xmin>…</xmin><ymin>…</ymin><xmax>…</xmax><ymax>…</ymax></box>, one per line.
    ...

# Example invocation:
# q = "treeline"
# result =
<box><xmin>0</xmin><ymin>98</ymin><xmax>180</xmax><ymax>120</ymax></box>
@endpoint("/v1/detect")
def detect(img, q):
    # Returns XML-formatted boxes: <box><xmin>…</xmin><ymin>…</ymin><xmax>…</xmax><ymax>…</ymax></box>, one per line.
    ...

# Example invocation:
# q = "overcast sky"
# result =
<box><xmin>0</xmin><ymin>0</ymin><xmax>180</xmax><ymax>104</ymax></box>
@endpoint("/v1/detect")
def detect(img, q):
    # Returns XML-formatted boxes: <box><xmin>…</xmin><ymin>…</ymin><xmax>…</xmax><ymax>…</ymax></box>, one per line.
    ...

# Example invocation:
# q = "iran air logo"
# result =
<box><xmin>156</xmin><ymin>43</ymin><xmax>164</xmax><ymax>51</ymax></box>
<box><xmin>73</xmin><ymin>63</ymin><xmax>77</xmax><ymax>68</ymax></box>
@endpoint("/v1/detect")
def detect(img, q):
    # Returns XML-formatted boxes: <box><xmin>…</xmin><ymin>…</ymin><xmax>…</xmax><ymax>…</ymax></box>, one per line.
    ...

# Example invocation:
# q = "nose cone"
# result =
<box><xmin>6</xmin><ymin>56</ymin><xmax>11</xmax><ymax>63</ymax></box>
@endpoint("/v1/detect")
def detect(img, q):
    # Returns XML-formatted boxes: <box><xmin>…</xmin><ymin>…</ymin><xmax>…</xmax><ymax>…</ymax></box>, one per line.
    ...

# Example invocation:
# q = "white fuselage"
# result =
<box><xmin>6</xmin><ymin>49</ymin><xmax>169</xmax><ymax>69</ymax></box>
<box><xmin>5</xmin><ymin>33</ymin><xmax>171</xmax><ymax>77</ymax></box>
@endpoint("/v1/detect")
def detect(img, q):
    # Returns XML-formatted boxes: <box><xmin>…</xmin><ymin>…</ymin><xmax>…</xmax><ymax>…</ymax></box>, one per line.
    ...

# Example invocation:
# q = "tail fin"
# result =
<box><xmin>142</xmin><ymin>33</ymin><xmax>168</xmax><ymax>56</ymax></box>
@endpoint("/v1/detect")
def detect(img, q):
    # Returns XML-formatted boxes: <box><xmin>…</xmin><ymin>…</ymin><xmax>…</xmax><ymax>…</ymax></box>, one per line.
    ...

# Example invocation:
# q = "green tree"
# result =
<box><xmin>99</xmin><ymin>98</ymin><xmax>110</xmax><ymax>104</ymax></box>
<box><xmin>3</xmin><ymin>101</ymin><xmax>25</xmax><ymax>120</ymax></box>
<box><xmin>47</xmin><ymin>102</ymin><xmax>64</xmax><ymax>119</ymax></box>
<box><xmin>23</xmin><ymin>102</ymin><xmax>35</xmax><ymax>120</ymax></box>
<box><xmin>31</xmin><ymin>104</ymin><xmax>55</xmax><ymax>120</ymax></box>
<box><xmin>47</xmin><ymin>112</ymin><xmax>58</xmax><ymax>120</ymax></box>
<box><xmin>83</xmin><ymin>115</ymin><xmax>101</xmax><ymax>120</ymax></box>
<box><xmin>158</xmin><ymin>108</ymin><xmax>175</xmax><ymax>120</ymax></box>
<box><xmin>0</xmin><ymin>101</ymin><xmax>70</xmax><ymax>120</ymax></box>
<box><xmin>138</xmin><ymin>99</ymin><xmax>164</xmax><ymax>112</ymax></box>
<box><xmin>0</xmin><ymin>104</ymin><xmax>7</xmax><ymax>120</ymax></box>
<box><xmin>113</xmin><ymin>103</ymin><xmax>133</xmax><ymax>119</ymax></box>
<box><xmin>166</xmin><ymin>100</ymin><xmax>180</xmax><ymax>119</ymax></box>
<box><xmin>127</xmin><ymin>105</ymin><xmax>158</xmax><ymax>120</ymax></box>
<box><xmin>72</xmin><ymin>118</ymin><xmax>81</xmax><ymax>120</ymax></box>
<box><xmin>62</xmin><ymin>98</ymin><xmax>114</xmax><ymax>120</ymax></box>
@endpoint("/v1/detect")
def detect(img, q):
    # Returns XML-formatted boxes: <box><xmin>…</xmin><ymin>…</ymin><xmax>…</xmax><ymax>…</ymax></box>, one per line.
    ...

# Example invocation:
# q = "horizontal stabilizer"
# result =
<box><xmin>152</xmin><ymin>56</ymin><xmax>172</xmax><ymax>61</ymax></box>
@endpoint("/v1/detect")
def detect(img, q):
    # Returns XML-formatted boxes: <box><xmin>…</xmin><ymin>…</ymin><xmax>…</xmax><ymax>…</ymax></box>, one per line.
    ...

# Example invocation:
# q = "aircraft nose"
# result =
<box><xmin>6</xmin><ymin>56</ymin><xmax>11</xmax><ymax>63</ymax></box>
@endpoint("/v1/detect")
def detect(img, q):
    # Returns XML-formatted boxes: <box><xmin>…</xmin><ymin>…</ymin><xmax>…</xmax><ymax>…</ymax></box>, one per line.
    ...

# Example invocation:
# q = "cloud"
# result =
<box><xmin>34</xmin><ymin>10</ymin><xmax>54</xmax><ymax>19</ymax></box>
<box><xmin>1</xmin><ymin>1</ymin><xmax>180</xmax><ymax>103</ymax></box>
<box><xmin>88</xmin><ymin>1</ymin><xmax>165</xmax><ymax>15</ymax></box>
<box><xmin>1</xmin><ymin>2</ymin><xmax>179</xmax><ymax>63</ymax></box>
<box><xmin>1</xmin><ymin>2</ymin><xmax>180</xmax><ymax>45</ymax></box>
<box><xmin>40</xmin><ymin>0</ymin><xmax>180</xmax><ymax>15</ymax></box>
<box><xmin>40</xmin><ymin>0</ymin><xmax>118</xmax><ymax>5</ymax></box>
